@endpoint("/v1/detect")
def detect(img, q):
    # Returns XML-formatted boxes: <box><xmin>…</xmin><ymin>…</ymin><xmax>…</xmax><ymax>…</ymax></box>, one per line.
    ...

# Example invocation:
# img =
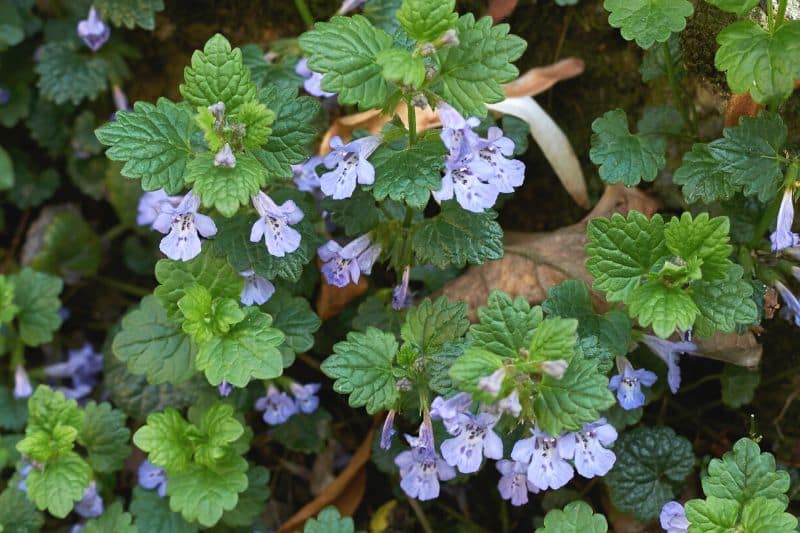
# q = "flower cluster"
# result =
<box><xmin>254</xmin><ymin>382</ymin><xmax>321</xmax><ymax>426</ymax></box>
<box><xmin>318</xmin><ymin>235</ymin><xmax>381</xmax><ymax>288</ymax></box>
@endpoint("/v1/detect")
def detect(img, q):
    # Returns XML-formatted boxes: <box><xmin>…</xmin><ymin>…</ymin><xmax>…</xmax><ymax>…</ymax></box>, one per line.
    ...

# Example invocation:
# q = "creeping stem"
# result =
<box><xmin>662</xmin><ymin>41</ymin><xmax>696</xmax><ymax>135</ymax></box>
<box><xmin>407</xmin><ymin>101</ymin><xmax>418</xmax><ymax>146</ymax></box>
<box><xmin>293</xmin><ymin>0</ymin><xmax>314</xmax><ymax>29</ymax></box>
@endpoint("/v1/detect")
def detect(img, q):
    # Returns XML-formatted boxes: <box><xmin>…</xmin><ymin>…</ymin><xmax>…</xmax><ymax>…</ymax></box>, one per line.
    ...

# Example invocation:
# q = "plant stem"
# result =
<box><xmin>679</xmin><ymin>373</ymin><xmax>723</xmax><ymax>395</ymax></box>
<box><xmin>777</xmin><ymin>0</ymin><xmax>788</xmax><ymax>27</ymax></box>
<box><xmin>662</xmin><ymin>41</ymin><xmax>695</xmax><ymax>135</ymax></box>
<box><xmin>89</xmin><ymin>274</ymin><xmax>150</xmax><ymax>297</ymax></box>
<box><xmin>407</xmin><ymin>101</ymin><xmax>417</xmax><ymax>146</ymax></box>
<box><xmin>767</xmin><ymin>0</ymin><xmax>775</xmax><ymax>30</ymax></box>
<box><xmin>748</xmin><ymin>194</ymin><xmax>782</xmax><ymax>248</ymax></box>
<box><xmin>293</xmin><ymin>0</ymin><xmax>314</xmax><ymax>28</ymax></box>
<box><xmin>101</xmin><ymin>223</ymin><xmax>128</xmax><ymax>242</ymax></box>
<box><xmin>407</xmin><ymin>497</ymin><xmax>435</xmax><ymax>533</ymax></box>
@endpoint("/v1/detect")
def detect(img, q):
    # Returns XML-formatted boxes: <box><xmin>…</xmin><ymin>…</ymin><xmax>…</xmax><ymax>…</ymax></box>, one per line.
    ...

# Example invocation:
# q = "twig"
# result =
<box><xmin>1</xmin><ymin>210</ymin><xmax>30</xmax><ymax>273</ymax></box>
<box><xmin>407</xmin><ymin>498</ymin><xmax>435</xmax><ymax>533</ymax></box>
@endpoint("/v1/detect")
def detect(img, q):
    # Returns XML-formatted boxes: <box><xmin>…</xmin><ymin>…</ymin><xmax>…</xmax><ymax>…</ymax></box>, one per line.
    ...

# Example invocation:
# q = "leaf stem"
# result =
<box><xmin>407</xmin><ymin>497</ymin><xmax>435</xmax><ymax>533</ymax></box>
<box><xmin>407</xmin><ymin>101</ymin><xmax>418</xmax><ymax>146</ymax></box>
<box><xmin>777</xmin><ymin>0</ymin><xmax>788</xmax><ymax>27</ymax></box>
<box><xmin>662</xmin><ymin>41</ymin><xmax>695</xmax><ymax>135</ymax></box>
<box><xmin>101</xmin><ymin>223</ymin><xmax>128</xmax><ymax>242</ymax></box>
<box><xmin>748</xmin><ymin>193</ymin><xmax>782</xmax><ymax>248</ymax></box>
<box><xmin>88</xmin><ymin>274</ymin><xmax>150</xmax><ymax>298</ymax></box>
<box><xmin>293</xmin><ymin>0</ymin><xmax>314</xmax><ymax>29</ymax></box>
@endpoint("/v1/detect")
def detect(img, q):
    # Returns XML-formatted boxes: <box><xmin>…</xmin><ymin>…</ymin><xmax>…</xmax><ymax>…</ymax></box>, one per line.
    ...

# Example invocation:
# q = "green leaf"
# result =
<box><xmin>25</xmin><ymin>452</ymin><xmax>92</xmax><ymax>518</ymax></box>
<box><xmin>363</xmin><ymin>0</ymin><xmax>403</xmax><ymax>34</ymax></box>
<box><xmin>434</xmin><ymin>14</ymin><xmax>526</xmax><ymax>117</ymax></box>
<box><xmin>0</xmin><ymin>386</ymin><xmax>27</xmax><ymax>431</ymax></box>
<box><xmin>716</xmin><ymin>20</ymin><xmax>800</xmax><ymax>107</ymax></box>
<box><xmin>413</xmin><ymin>201</ymin><xmax>504</xmax><ymax>268</ymax></box>
<box><xmin>130</xmin><ymin>487</ymin><xmax>198</xmax><ymax>533</ymax></box>
<box><xmin>705</xmin><ymin>0</ymin><xmax>759</xmax><ymax>15</ymax></box>
<box><xmin>589</xmin><ymin>109</ymin><xmax>665</xmax><ymax>187</ymax></box>
<box><xmin>193</xmin><ymin>403</ymin><xmax>244</xmax><ymax>466</ymax></box>
<box><xmin>528</xmin><ymin>318</ymin><xmax>578</xmax><ymax>363</ymax></box>
<box><xmin>220</xmin><ymin>465</ymin><xmax>270</xmax><ymax>527</ymax></box>
<box><xmin>375</xmin><ymin>49</ymin><xmax>426</xmax><ymax>88</ymax></box>
<box><xmin>626</xmin><ymin>282</ymin><xmax>699</xmax><ymax>338</ymax></box>
<box><xmin>396</xmin><ymin>0</ymin><xmax>457</xmax><ymax>42</ymax></box>
<box><xmin>533</xmin><ymin>355</ymin><xmax>615</xmax><ymax>436</ymax></box>
<box><xmin>740</xmin><ymin>497</ymin><xmax>798</xmax><ymax>532</ymax></box>
<box><xmin>535</xmin><ymin>501</ymin><xmax>608</xmax><ymax>533</ymax></box>
<box><xmin>10</xmin><ymin>268</ymin><xmax>63</xmax><ymax>346</ymax></box>
<box><xmin>0</xmin><ymin>485</ymin><xmax>45</xmax><ymax>533</ymax></box>
<box><xmin>586</xmin><ymin>211</ymin><xmax>667</xmax><ymax>303</ymax></box>
<box><xmin>691</xmin><ymin>265</ymin><xmax>758</xmax><ymax>337</ymax></box>
<box><xmin>95</xmin><ymin>98</ymin><xmax>196</xmax><ymax>195</ymax></box>
<box><xmin>180</xmin><ymin>34</ymin><xmax>257</xmax><ymax>112</ymax></box>
<box><xmin>178</xmin><ymin>287</ymin><xmax>244</xmax><ymax>343</ymax></box>
<box><xmin>370</xmin><ymin>133</ymin><xmax>446</xmax><ymax>208</ymax></box>
<box><xmin>449</xmin><ymin>346</ymin><xmax>504</xmax><ymax>391</ymax></box>
<box><xmin>253</xmin><ymin>86</ymin><xmax>320</xmax><ymax>179</ymax></box>
<box><xmin>17</xmin><ymin>424</ymin><xmax>78</xmax><ymax>463</ymax></box>
<box><xmin>0</xmin><ymin>146</ymin><xmax>13</xmax><ymax>190</ymax></box>
<box><xmin>640</xmin><ymin>33</ymin><xmax>682</xmax><ymax>83</ymax></box>
<box><xmin>673</xmin><ymin>143</ymin><xmax>737</xmax><ymax>204</ymax></box>
<box><xmin>8</xmin><ymin>165</ymin><xmax>59</xmax><ymax>209</ymax></box>
<box><xmin>0</xmin><ymin>1</ymin><xmax>24</xmax><ymax>50</ymax></box>
<box><xmin>603</xmin><ymin>0</ymin><xmax>693</xmax><ymax>49</ymax></box>
<box><xmin>94</xmin><ymin>0</ymin><xmax>165</xmax><ymax>29</ymax></box>
<box><xmin>78</xmin><ymin>401</ymin><xmax>131</xmax><ymax>473</ymax></box>
<box><xmin>299</xmin><ymin>15</ymin><xmax>393</xmax><ymax>110</ymax></box>
<box><xmin>323</xmin><ymin>189</ymin><xmax>384</xmax><ymax>236</ymax></box>
<box><xmin>25</xmin><ymin>386</ymin><xmax>83</xmax><ymax>435</ymax></box>
<box><xmin>84</xmin><ymin>501</ymin><xmax>137</xmax><ymax>533</ymax></box>
<box><xmin>470</xmin><ymin>290</ymin><xmax>542</xmax><ymax>359</ymax></box>
<box><xmin>154</xmin><ymin>251</ymin><xmax>242</xmax><ymax>322</ymax></box>
<box><xmin>604</xmin><ymin>426</ymin><xmax>694</xmax><ymax>521</ymax></box>
<box><xmin>426</xmin><ymin>341</ymin><xmax>466</xmax><ymax>397</ymax></box>
<box><xmin>706</xmin><ymin>111</ymin><xmax>787</xmax><ymax>203</ymax></box>
<box><xmin>261</xmin><ymin>291</ymin><xmax>321</xmax><ymax>365</ymax></box>
<box><xmin>133</xmin><ymin>408</ymin><xmax>195</xmax><ymax>472</ymax></box>
<box><xmin>212</xmin><ymin>211</ymin><xmax>318</xmax><ymax>283</ymax></box>
<box><xmin>195</xmin><ymin>307</ymin><xmax>284</xmax><ymax>387</ymax></box>
<box><xmin>184</xmin><ymin>151</ymin><xmax>266</xmax><ymax>217</ymax></box>
<box><xmin>685</xmin><ymin>497</ymin><xmax>739</xmax><ymax>533</ymax></box>
<box><xmin>665</xmin><ymin>212</ymin><xmax>732</xmax><ymax>281</ymax></box>
<box><xmin>0</xmin><ymin>275</ymin><xmax>18</xmax><ymax>324</ymax></box>
<box><xmin>166</xmin><ymin>454</ymin><xmax>249</xmax><ymax>528</ymax></box>
<box><xmin>112</xmin><ymin>295</ymin><xmax>198</xmax><ymax>384</ymax></box>
<box><xmin>321</xmin><ymin>327</ymin><xmax>399</xmax><ymax>414</ymax></box>
<box><xmin>720</xmin><ymin>364</ymin><xmax>759</xmax><ymax>409</ymax></box>
<box><xmin>637</xmin><ymin>105</ymin><xmax>683</xmax><ymax>138</ymax></box>
<box><xmin>702</xmin><ymin>437</ymin><xmax>790</xmax><ymax>508</ymax></box>
<box><xmin>271</xmin><ymin>409</ymin><xmax>332</xmax><ymax>454</ymax></box>
<box><xmin>304</xmin><ymin>506</ymin><xmax>356</xmax><ymax>533</ymax></box>
<box><xmin>400</xmin><ymin>296</ymin><xmax>469</xmax><ymax>354</ymax></box>
<box><xmin>27</xmin><ymin>208</ymin><xmax>101</xmax><ymax>280</ymax></box>
<box><xmin>35</xmin><ymin>41</ymin><xmax>111</xmax><ymax>105</ymax></box>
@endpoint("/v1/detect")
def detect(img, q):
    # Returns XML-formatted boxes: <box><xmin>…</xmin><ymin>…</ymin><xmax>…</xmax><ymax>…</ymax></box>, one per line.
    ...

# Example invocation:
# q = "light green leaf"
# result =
<box><xmin>17</xmin><ymin>424</ymin><xmax>78</xmax><ymax>463</ymax></box>
<box><xmin>413</xmin><ymin>201</ymin><xmax>504</xmax><ymax>269</ymax></box>
<box><xmin>720</xmin><ymin>364</ymin><xmax>759</xmax><ymax>409</ymax></box>
<box><xmin>321</xmin><ymin>327</ymin><xmax>399</xmax><ymax>414</ymax></box>
<box><xmin>0</xmin><ymin>275</ymin><xmax>18</xmax><ymax>324</ymax></box>
<box><xmin>166</xmin><ymin>454</ymin><xmax>249</xmax><ymax>528</ymax></box>
<box><xmin>603</xmin><ymin>0</ymin><xmax>693</xmax><ymax>49</ymax></box>
<box><xmin>25</xmin><ymin>452</ymin><xmax>92</xmax><ymax>518</ymax></box>
<box><xmin>470</xmin><ymin>290</ymin><xmax>543</xmax><ymax>359</ymax></box>
<box><xmin>178</xmin><ymin>287</ymin><xmax>244</xmax><ymax>343</ymax></box>
<box><xmin>193</xmin><ymin>403</ymin><xmax>244</xmax><ymax>466</ymax></box>
<box><xmin>299</xmin><ymin>15</ymin><xmax>393</xmax><ymax>110</ymax></box>
<box><xmin>434</xmin><ymin>14</ymin><xmax>526</xmax><ymax>117</ymax></box>
<box><xmin>691</xmin><ymin>265</ymin><xmax>758</xmax><ymax>337</ymax></box>
<box><xmin>133</xmin><ymin>408</ymin><xmax>195</xmax><ymax>472</ymax></box>
<box><xmin>533</xmin><ymin>356</ymin><xmax>615</xmax><ymax>436</ymax></box>
<box><xmin>130</xmin><ymin>487</ymin><xmax>198</xmax><ymax>533</ymax></box>
<box><xmin>400</xmin><ymin>296</ymin><xmax>469</xmax><ymax>354</ymax></box>
<box><xmin>84</xmin><ymin>501</ymin><xmax>137</xmax><ymax>533</ymax></box>
<box><xmin>95</xmin><ymin>98</ymin><xmax>196</xmax><ymax>195</ymax></box>
<box><xmin>740</xmin><ymin>496</ymin><xmax>797</xmax><ymax>532</ymax></box>
<box><xmin>24</xmin><ymin>386</ymin><xmax>83</xmax><ymax>435</ymax></box>
<box><xmin>304</xmin><ymin>506</ymin><xmax>356</xmax><ymax>533</ymax></box>
<box><xmin>220</xmin><ymin>465</ymin><xmax>270</xmax><ymax>527</ymax></box>
<box><xmin>184</xmin><ymin>151</ymin><xmax>266</xmax><ymax>217</ymax></box>
<box><xmin>370</xmin><ymin>132</ymin><xmax>446</xmax><ymax>208</ymax></box>
<box><xmin>589</xmin><ymin>109</ymin><xmax>665</xmax><ymax>187</ymax></box>
<box><xmin>528</xmin><ymin>317</ymin><xmax>578</xmax><ymax>363</ymax></box>
<box><xmin>195</xmin><ymin>307</ymin><xmax>284</xmax><ymax>387</ymax></box>
<box><xmin>605</xmin><ymin>426</ymin><xmax>694</xmax><ymax>521</ymax></box>
<box><xmin>0</xmin><ymin>485</ymin><xmax>45</xmax><ymax>533</ymax></box>
<box><xmin>705</xmin><ymin>0</ymin><xmax>759</xmax><ymax>15</ymax></box>
<box><xmin>586</xmin><ymin>211</ymin><xmax>667</xmax><ymax>303</ymax></box>
<box><xmin>180</xmin><ymin>34</ymin><xmax>257</xmax><ymax>112</ymax></box>
<box><xmin>10</xmin><ymin>268</ymin><xmax>63</xmax><ymax>346</ymax></box>
<box><xmin>715</xmin><ymin>20</ymin><xmax>800</xmax><ymax>107</ymax></box>
<box><xmin>627</xmin><ymin>282</ymin><xmax>699</xmax><ymax>338</ymax></box>
<box><xmin>396</xmin><ymin>0</ymin><xmax>457</xmax><ymax>42</ymax></box>
<box><xmin>673</xmin><ymin>143</ymin><xmax>737</xmax><ymax>204</ymax></box>
<box><xmin>449</xmin><ymin>346</ymin><xmax>504</xmax><ymax>391</ymax></box>
<box><xmin>112</xmin><ymin>295</ymin><xmax>198</xmax><ymax>384</ymax></box>
<box><xmin>78</xmin><ymin>401</ymin><xmax>131</xmax><ymax>473</ymax></box>
<box><xmin>685</xmin><ymin>497</ymin><xmax>739</xmax><ymax>533</ymax></box>
<box><xmin>536</xmin><ymin>500</ymin><xmax>608</xmax><ymax>533</ymax></box>
<box><xmin>376</xmin><ymin>49</ymin><xmax>426</xmax><ymax>88</ymax></box>
<box><xmin>94</xmin><ymin>0</ymin><xmax>165</xmax><ymax>29</ymax></box>
<box><xmin>664</xmin><ymin>212</ymin><xmax>732</xmax><ymax>281</ymax></box>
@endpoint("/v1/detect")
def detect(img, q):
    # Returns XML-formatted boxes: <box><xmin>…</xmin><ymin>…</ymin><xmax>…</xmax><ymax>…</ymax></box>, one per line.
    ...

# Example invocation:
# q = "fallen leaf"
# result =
<box><xmin>502</xmin><ymin>58</ymin><xmax>585</xmax><ymax>98</ymax></box>
<box><xmin>315</xmin><ymin>275</ymin><xmax>369</xmax><ymax>321</ymax></box>
<box><xmin>488</xmin><ymin>0</ymin><xmax>518</xmax><ymax>22</ymax></box>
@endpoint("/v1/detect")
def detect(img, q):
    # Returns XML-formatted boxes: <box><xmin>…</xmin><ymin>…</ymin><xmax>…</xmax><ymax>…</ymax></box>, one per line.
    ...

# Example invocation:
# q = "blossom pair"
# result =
<box><xmin>254</xmin><ymin>383</ymin><xmax>321</xmax><ymax>425</ymax></box>
<box><xmin>14</xmin><ymin>343</ymin><xmax>103</xmax><ymax>401</ymax></box>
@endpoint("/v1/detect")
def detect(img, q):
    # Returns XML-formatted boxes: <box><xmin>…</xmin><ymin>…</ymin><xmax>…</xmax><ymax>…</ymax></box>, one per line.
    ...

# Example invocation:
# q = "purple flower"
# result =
<box><xmin>477</xmin><ymin>367</ymin><xmax>506</xmax><ymax>396</ymax></box>
<box><xmin>44</xmin><ymin>342</ymin><xmax>103</xmax><ymax>400</ymax></box>
<box><xmin>641</xmin><ymin>335</ymin><xmax>697</xmax><ymax>394</ymax></box>
<box><xmin>318</xmin><ymin>235</ymin><xmax>381</xmax><ymax>287</ymax></box>
<box><xmin>214</xmin><ymin>143</ymin><xmax>236</xmax><ymax>168</ymax></box>
<box><xmin>540</xmin><ymin>359</ymin><xmax>568</xmax><ymax>379</ymax></box>
<box><xmin>290</xmin><ymin>382</ymin><xmax>321</xmax><ymax>414</ymax></box>
<box><xmin>608</xmin><ymin>356</ymin><xmax>656</xmax><ymax>410</ymax></box>
<box><xmin>438</xmin><ymin>102</ymin><xmax>480</xmax><ymax>159</ymax></box>
<box><xmin>0</xmin><ymin>87</ymin><xmax>10</xmax><ymax>106</ymax></box>
<box><xmin>440</xmin><ymin>412</ymin><xmax>503</xmax><ymax>473</ymax></box>
<box><xmin>380</xmin><ymin>410</ymin><xmax>397</xmax><ymax>450</ymax></box>
<box><xmin>775</xmin><ymin>280</ymin><xmax>800</xmax><ymax>326</ymax></box>
<box><xmin>293</xmin><ymin>156</ymin><xmax>323</xmax><ymax>192</ymax></box>
<box><xmin>475</xmin><ymin>127</ymin><xmax>525</xmax><ymax>193</ymax></box>
<box><xmin>511</xmin><ymin>426</ymin><xmax>574</xmax><ymax>491</ymax></box>
<box><xmin>392</xmin><ymin>266</ymin><xmax>413</xmax><ymax>310</ymax></box>
<box><xmin>434</xmin><ymin>156</ymin><xmax>499</xmax><ymax>213</ymax></box>
<box><xmin>239</xmin><ymin>269</ymin><xmax>275</xmax><ymax>306</ymax></box>
<box><xmin>337</xmin><ymin>0</ymin><xmax>368</xmax><ymax>15</ymax></box>
<box><xmin>771</xmin><ymin>189</ymin><xmax>799</xmax><ymax>252</ymax></box>
<box><xmin>154</xmin><ymin>191</ymin><xmax>217</xmax><ymax>261</ymax></box>
<box><xmin>74</xmin><ymin>481</ymin><xmax>103</xmax><ymax>518</ymax></box>
<box><xmin>136</xmin><ymin>189</ymin><xmax>182</xmax><ymax>228</ymax></box>
<box><xmin>77</xmin><ymin>7</ymin><xmax>110</xmax><ymax>52</ymax></box>
<box><xmin>138</xmin><ymin>460</ymin><xmax>167</xmax><ymax>498</ymax></box>
<box><xmin>496</xmin><ymin>389</ymin><xmax>522</xmax><ymax>417</ymax></box>
<box><xmin>430</xmin><ymin>393</ymin><xmax>472</xmax><ymax>433</ymax></box>
<box><xmin>218</xmin><ymin>380</ymin><xmax>233</xmax><ymax>397</ymax></box>
<box><xmin>496</xmin><ymin>459</ymin><xmax>538</xmax><ymax>506</ymax></box>
<box><xmin>13</xmin><ymin>366</ymin><xmax>32</xmax><ymax>399</ymax></box>
<box><xmin>563</xmin><ymin>419</ymin><xmax>617</xmax><ymax>478</ymax></box>
<box><xmin>112</xmin><ymin>85</ymin><xmax>129</xmax><ymax>112</ymax></box>
<box><xmin>394</xmin><ymin>418</ymin><xmax>456</xmax><ymax>501</ymax></box>
<box><xmin>255</xmin><ymin>385</ymin><xmax>297</xmax><ymax>425</ymax></box>
<box><xmin>249</xmin><ymin>192</ymin><xmax>304</xmax><ymax>257</ymax></box>
<box><xmin>295</xmin><ymin>58</ymin><xmax>336</xmax><ymax>98</ymax></box>
<box><xmin>17</xmin><ymin>463</ymin><xmax>32</xmax><ymax>492</ymax></box>
<box><xmin>320</xmin><ymin>136</ymin><xmax>380</xmax><ymax>200</ymax></box>
<box><xmin>660</xmin><ymin>501</ymin><xmax>690</xmax><ymax>533</ymax></box>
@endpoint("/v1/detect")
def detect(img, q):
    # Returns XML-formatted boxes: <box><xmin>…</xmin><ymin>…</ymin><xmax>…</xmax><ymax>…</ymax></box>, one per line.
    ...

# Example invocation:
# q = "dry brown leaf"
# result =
<box><xmin>503</xmin><ymin>58</ymin><xmax>585</xmax><ymax>98</ymax></box>
<box><xmin>725</xmin><ymin>81</ymin><xmax>800</xmax><ymax>127</ymax></box>
<box><xmin>315</xmin><ymin>275</ymin><xmax>369</xmax><ymax>321</ymax></box>
<box><xmin>693</xmin><ymin>330</ymin><xmax>762</xmax><ymax>368</ymax></box>
<box><xmin>488</xmin><ymin>0</ymin><xmax>518</xmax><ymax>22</ymax></box>
<box><xmin>277</xmin><ymin>424</ymin><xmax>376</xmax><ymax>533</ymax></box>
